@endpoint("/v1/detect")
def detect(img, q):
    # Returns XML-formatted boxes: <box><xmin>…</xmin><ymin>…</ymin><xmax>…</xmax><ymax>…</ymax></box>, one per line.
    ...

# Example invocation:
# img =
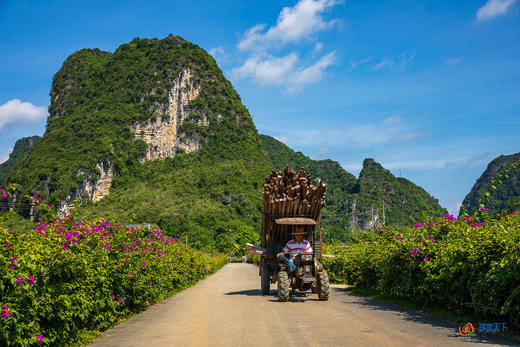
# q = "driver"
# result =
<box><xmin>277</xmin><ymin>226</ymin><xmax>312</xmax><ymax>260</ymax></box>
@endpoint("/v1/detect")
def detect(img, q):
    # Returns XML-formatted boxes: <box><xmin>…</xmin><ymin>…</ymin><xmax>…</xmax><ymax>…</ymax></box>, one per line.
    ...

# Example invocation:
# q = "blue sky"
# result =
<box><xmin>1</xmin><ymin>0</ymin><xmax>519</xmax><ymax>215</ymax></box>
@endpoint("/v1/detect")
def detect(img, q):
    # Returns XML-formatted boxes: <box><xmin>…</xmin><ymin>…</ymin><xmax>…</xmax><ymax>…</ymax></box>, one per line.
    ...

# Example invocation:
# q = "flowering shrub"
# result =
<box><xmin>322</xmin><ymin>210</ymin><xmax>520</xmax><ymax>329</ymax></box>
<box><xmin>0</xmin><ymin>208</ymin><xmax>227</xmax><ymax>345</ymax></box>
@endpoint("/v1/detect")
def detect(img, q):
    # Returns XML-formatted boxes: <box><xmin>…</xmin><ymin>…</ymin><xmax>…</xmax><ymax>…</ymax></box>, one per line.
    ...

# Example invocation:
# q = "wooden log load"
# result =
<box><xmin>262</xmin><ymin>166</ymin><xmax>326</xmax><ymax>220</ymax></box>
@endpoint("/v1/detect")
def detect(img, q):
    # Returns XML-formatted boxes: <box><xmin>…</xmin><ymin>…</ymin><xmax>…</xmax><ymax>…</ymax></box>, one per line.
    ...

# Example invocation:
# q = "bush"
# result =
<box><xmin>0</xmin><ymin>209</ymin><xmax>227</xmax><ymax>345</ymax></box>
<box><xmin>322</xmin><ymin>210</ymin><xmax>520</xmax><ymax>329</ymax></box>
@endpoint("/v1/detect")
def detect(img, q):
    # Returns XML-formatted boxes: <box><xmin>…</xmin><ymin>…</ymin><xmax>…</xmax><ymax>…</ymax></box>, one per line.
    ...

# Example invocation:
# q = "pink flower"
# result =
<box><xmin>10</xmin><ymin>265</ymin><xmax>16</xmax><ymax>269</ymax></box>
<box><xmin>142</xmin><ymin>301</ymin><xmax>146</xmax><ymax>305</ymax></box>
<box><xmin>37</xmin><ymin>334</ymin><xmax>44</xmax><ymax>342</ymax></box>
<box><xmin>117</xmin><ymin>299</ymin><xmax>122</xmax><ymax>303</ymax></box>
<box><xmin>111</xmin><ymin>295</ymin><xmax>116</xmax><ymax>299</ymax></box>
<box><xmin>422</xmin><ymin>241</ymin><xmax>426</xmax><ymax>246</ymax></box>
<box><xmin>10</xmin><ymin>257</ymin><xmax>17</xmax><ymax>262</ymax></box>
<box><xmin>1</xmin><ymin>304</ymin><xmax>7</xmax><ymax>310</ymax></box>
<box><xmin>1</xmin><ymin>193</ymin><xmax>7</xmax><ymax>198</ymax></box>
<box><xmin>5</xmin><ymin>244</ymin><xmax>10</xmax><ymax>248</ymax></box>
<box><xmin>27</xmin><ymin>275</ymin><xmax>35</xmax><ymax>285</ymax></box>
<box><xmin>16</xmin><ymin>277</ymin><xmax>23</xmax><ymax>283</ymax></box>
<box><xmin>414</xmin><ymin>223</ymin><xmax>422</xmax><ymax>228</ymax></box>
<box><xmin>423</xmin><ymin>257</ymin><xmax>429</xmax><ymax>261</ymax></box>
<box><xmin>1</xmin><ymin>310</ymin><xmax>10</xmax><ymax>317</ymax></box>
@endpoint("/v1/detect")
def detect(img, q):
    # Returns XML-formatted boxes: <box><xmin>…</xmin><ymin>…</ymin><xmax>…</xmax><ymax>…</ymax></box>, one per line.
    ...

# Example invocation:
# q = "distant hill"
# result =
<box><xmin>0</xmin><ymin>136</ymin><xmax>41</xmax><ymax>185</ymax></box>
<box><xmin>260</xmin><ymin>135</ymin><xmax>448</xmax><ymax>239</ymax></box>
<box><xmin>7</xmin><ymin>35</ymin><xmax>271</xmax><ymax>251</ymax></box>
<box><xmin>461</xmin><ymin>152</ymin><xmax>520</xmax><ymax>216</ymax></box>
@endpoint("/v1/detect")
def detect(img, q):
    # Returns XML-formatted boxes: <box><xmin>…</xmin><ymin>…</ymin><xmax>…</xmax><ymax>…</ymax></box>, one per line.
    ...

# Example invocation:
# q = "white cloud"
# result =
<box><xmin>0</xmin><ymin>99</ymin><xmax>48</xmax><ymax>130</ymax></box>
<box><xmin>383</xmin><ymin>115</ymin><xmax>402</xmax><ymax>124</ymax></box>
<box><xmin>232</xmin><ymin>0</ymin><xmax>341</xmax><ymax>93</ymax></box>
<box><xmin>209</xmin><ymin>46</ymin><xmax>225</xmax><ymax>58</ymax></box>
<box><xmin>286</xmin><ymin>51</ymin><xmax>336</xmax><ymax>93</ymax></box>
<box><xmin>476</xmin><ymin>0</ymin><xmax>517</xmax><ymax>21</ymax></box>
<box><xmin>372</xmin><ymin>53</ymin><xmax>415</xmax><ymax>72</ymax></box>
<box><xmin>273</xmin><ymin>116</ymin><xmax>426</xmax><ymax>148</ymax></box>
<box><xmin>445</xmin><ymin>57</ymin><xmax>463</xmax><ymax>65</ymax></box>
<box><xmin>232</xmin><ymin>53</ymin><xmax>299</xmax><ymax>86</ymax></box>
<box><xmin>349</xmin><ymin>56</ymin><xmax>373</xmax><ymax>70</ymax></box>
<box><xmin>238</xmin><ymin>0</ymin><xmax>341</xmax><ymax>51</ymax></box>
<box><xmin>373</xmin><ymin>59</ymin><xmax>394</xmax><ymax>71</ymax></box>
<box><xmin>232</xmin><ymin>51</ymin><xmax>335</xmax><ymax>93</ymax></box>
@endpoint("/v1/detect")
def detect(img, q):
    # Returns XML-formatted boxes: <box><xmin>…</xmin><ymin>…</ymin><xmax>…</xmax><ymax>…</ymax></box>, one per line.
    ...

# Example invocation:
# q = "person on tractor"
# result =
<box><xmin>276</xmin><ymin>226</ymin><xmax>312</xmax><ymax>262</ymax></box>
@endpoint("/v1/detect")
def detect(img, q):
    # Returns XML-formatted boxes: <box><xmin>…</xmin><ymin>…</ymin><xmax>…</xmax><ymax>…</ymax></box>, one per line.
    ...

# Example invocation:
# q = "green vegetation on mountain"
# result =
<box><xmin>8</xmin><ymin>35</ymin><xmax>271</xmax><ymax>252</ymax></box>
<box><xmin>260</xmin><ymin>135</ymin><xmax>447</xmax><ymax>240</ymax></box>
<box><xmin>0</xmin><ymin>136</ymin><xmax>41</xmax><ymax>186</ymax></box>
<box><xmin>461</xmin><ymin>152</ymin><xmax>520</xmax><ymax>216</ymax></box>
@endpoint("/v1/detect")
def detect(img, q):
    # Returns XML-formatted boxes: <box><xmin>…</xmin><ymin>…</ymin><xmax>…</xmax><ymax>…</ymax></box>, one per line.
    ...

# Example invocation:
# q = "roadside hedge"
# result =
<box><xmin>322</xmin><ymin>210</ymin><xmax>520</xmax><ymax>329</ymax></box>
<box><xmin>0</xmin><ymin>209</ymin><xmax>227</xmax><ymax>345</ymax></box>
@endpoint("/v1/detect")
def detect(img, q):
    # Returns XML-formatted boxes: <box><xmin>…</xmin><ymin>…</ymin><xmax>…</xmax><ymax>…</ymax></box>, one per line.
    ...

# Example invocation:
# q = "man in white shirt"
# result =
<box><xmin>277</xmin><ymin>226</ymin><xmax>312</xmax><ymax>260</ymax></box>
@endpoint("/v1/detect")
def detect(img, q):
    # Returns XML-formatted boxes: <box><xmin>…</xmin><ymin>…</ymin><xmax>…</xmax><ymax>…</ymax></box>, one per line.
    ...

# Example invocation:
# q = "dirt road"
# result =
<box><xmin>91</xmin><ymin>263</ymin><xmax>518</xmax><ymax>346</ymax></box>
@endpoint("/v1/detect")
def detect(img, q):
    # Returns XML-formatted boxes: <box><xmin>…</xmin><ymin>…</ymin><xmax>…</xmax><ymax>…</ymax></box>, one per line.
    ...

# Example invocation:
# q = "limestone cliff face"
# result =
<box><xmin>59</xmin><ymin>161</ymin><xmax>113</xmax><ymax>215</ymax></box>
<box><xmin>131</xmin><ymin>69</ymin><xmax>208</xmax><ymax>161</ymax></box>
<box><xmin>9</xmin><ymin>35</ymin><xmax>262</xmax><ymax>217</ymax></box>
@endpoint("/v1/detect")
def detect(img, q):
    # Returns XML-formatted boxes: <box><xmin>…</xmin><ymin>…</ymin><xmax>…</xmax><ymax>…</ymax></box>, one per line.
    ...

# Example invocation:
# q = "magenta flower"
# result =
<box><xmin>37</xmin><ymin>334</ymin><xmax>44</xmax><ymax>342</ymax></box>
<box><xmin>142</xmin><ymin>301</ymin><xmax>146</xmax><ymax>305</ymax></box>
<box><xmin>1</xmin><ymin>310</ymin><xmax>10</xmax><ymax>317</ymax></box>
<box><xmin>10</xmin><ymin>257</ymin><xmax>17</xmax><ymax>262</ymax></box>
<box><xmin>1</xmin><ymin>305</ymin><xmax>7</xmax><ymax>310</ymax></box>
<box><xmin>423</xmin><ymin>257</ymin><xmax>429</xmax><ymax>261</ymax></box>
<box><xmin>5</xmin><ymin>243</ymin><xmax>10</xmax><ymax>248</ymax></box>
<box><xmin>422</xmin><ymin>241</ymin><xmax>426</xmax><ymax>246</ymax></box>
<box><xmin>111</xmin><ymin>295</ymin><xmax>116</xmax><ymax>299</ymax></box>
<box><xmin>1</xmin><ymin>193</ymin><xmax>7</xmax><ymax>198</ymax></box>
<box><xmin>10</xmin><ymin>265</ymin><xmax>16</xmax><ymax>269</ymax></box>
<box><xmin>414</xmin><ymin>223</ymin><xmax>422</xmax><ymax>228</ymax></box>
<box><xmin>27</xmin><ymin>275</ymin><xmax>35</xmax><ymax>285</ymax></box>
<box><xmin>118</xmin><ymin>299</ymin><xmax>122</xmax><ymax>303</ymax></box>
<box><xmin>16</xmin><ymin>277</ymin><xmax>23</xmax><ymax>283</ymax></box>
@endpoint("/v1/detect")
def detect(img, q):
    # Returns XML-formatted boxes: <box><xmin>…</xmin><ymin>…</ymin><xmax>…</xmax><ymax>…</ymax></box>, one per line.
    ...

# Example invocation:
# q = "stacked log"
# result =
<box><xmin>262</xmin><ymin>166</ymin><xmax>326</xmax><ymax>220</ymax></box>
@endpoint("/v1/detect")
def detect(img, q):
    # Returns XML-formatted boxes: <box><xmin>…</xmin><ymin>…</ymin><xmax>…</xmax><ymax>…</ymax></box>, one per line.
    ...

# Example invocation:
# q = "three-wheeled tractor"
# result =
<box><xmin>258</xmin><ymin>167</ymin><xmax>330</xmax><ymax>302</ymax></box>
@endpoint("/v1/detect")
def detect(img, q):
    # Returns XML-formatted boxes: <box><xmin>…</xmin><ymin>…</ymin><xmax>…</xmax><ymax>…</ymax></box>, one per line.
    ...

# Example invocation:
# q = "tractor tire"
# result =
<box><xmin>261</xmin><ymin>263</ymin><xmax>270</xmax><ymax>295</ymax></box>
<box><xmin>317</xmin><ymin>270</ymin><xmax>329</xmax><ymax>301</ymax></box>
<box><xmin>278</xmin><ymin>271</ymin><xmax>290</xmax><ymax>302</ymax></box>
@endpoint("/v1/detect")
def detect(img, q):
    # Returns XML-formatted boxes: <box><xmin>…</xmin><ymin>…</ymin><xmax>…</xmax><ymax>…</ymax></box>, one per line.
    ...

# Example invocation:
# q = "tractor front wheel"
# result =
<box><xmin>317</xmin><ymin>270</ymin><xmax>329</xmax><ymax>301</ymax></box>
<box><xmin>261</xmin><ymin>263</ymin><xmax>270</xmax><ymax>295</ymax></box>
<box><xmin>278</xmin><ymin>271</ymin><xmax>290</xmax><ymax>302</ymax></box>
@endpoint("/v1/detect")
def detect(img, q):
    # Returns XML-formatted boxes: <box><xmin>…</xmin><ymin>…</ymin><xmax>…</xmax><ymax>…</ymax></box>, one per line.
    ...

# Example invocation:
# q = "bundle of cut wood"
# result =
<box><xmin>262</xmin><ymin>166</ymin><xmax>326</xmax><ymax>220</ymax></box>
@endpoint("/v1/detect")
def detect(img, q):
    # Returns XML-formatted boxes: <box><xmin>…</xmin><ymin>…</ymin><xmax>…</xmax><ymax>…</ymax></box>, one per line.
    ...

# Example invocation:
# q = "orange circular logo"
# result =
<box><xmin>459</xmin><ymin>323</ymin><xmax>475</xmax><ymax>336</ymax></box>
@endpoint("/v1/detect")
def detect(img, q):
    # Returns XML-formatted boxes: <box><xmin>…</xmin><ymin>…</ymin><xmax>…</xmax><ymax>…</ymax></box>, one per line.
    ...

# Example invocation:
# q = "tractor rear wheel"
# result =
<box><xmin>261</xmin><ymin>263</ymin><xmax>270</xmax><ymax>295</ymax></box>
<box><xmin>317</xmin><ymin>270</ymin><xmax>329</xmax><ymax>301</ymax></box>
<box><xmin>278</xmin><ymin>271</ymin><xmax>290</xmax><ymax>302</ymax></box>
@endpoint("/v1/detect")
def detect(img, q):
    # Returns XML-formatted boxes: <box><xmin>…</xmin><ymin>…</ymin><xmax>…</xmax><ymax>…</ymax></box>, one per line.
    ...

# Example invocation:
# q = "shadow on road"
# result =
<box><xmin>338</xmin><ymin>288</ymin><xmax>520</xmax><ymax>346</ymax></box>
<box><xmin>225</xmin><ymin>289</ymin><xmax>320</xmax><ymax>303</ymax></box>
<box><xmin>225</xmin><ymin>289</ymin><xmax>263</xmax><ymax>296</ymax></box>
